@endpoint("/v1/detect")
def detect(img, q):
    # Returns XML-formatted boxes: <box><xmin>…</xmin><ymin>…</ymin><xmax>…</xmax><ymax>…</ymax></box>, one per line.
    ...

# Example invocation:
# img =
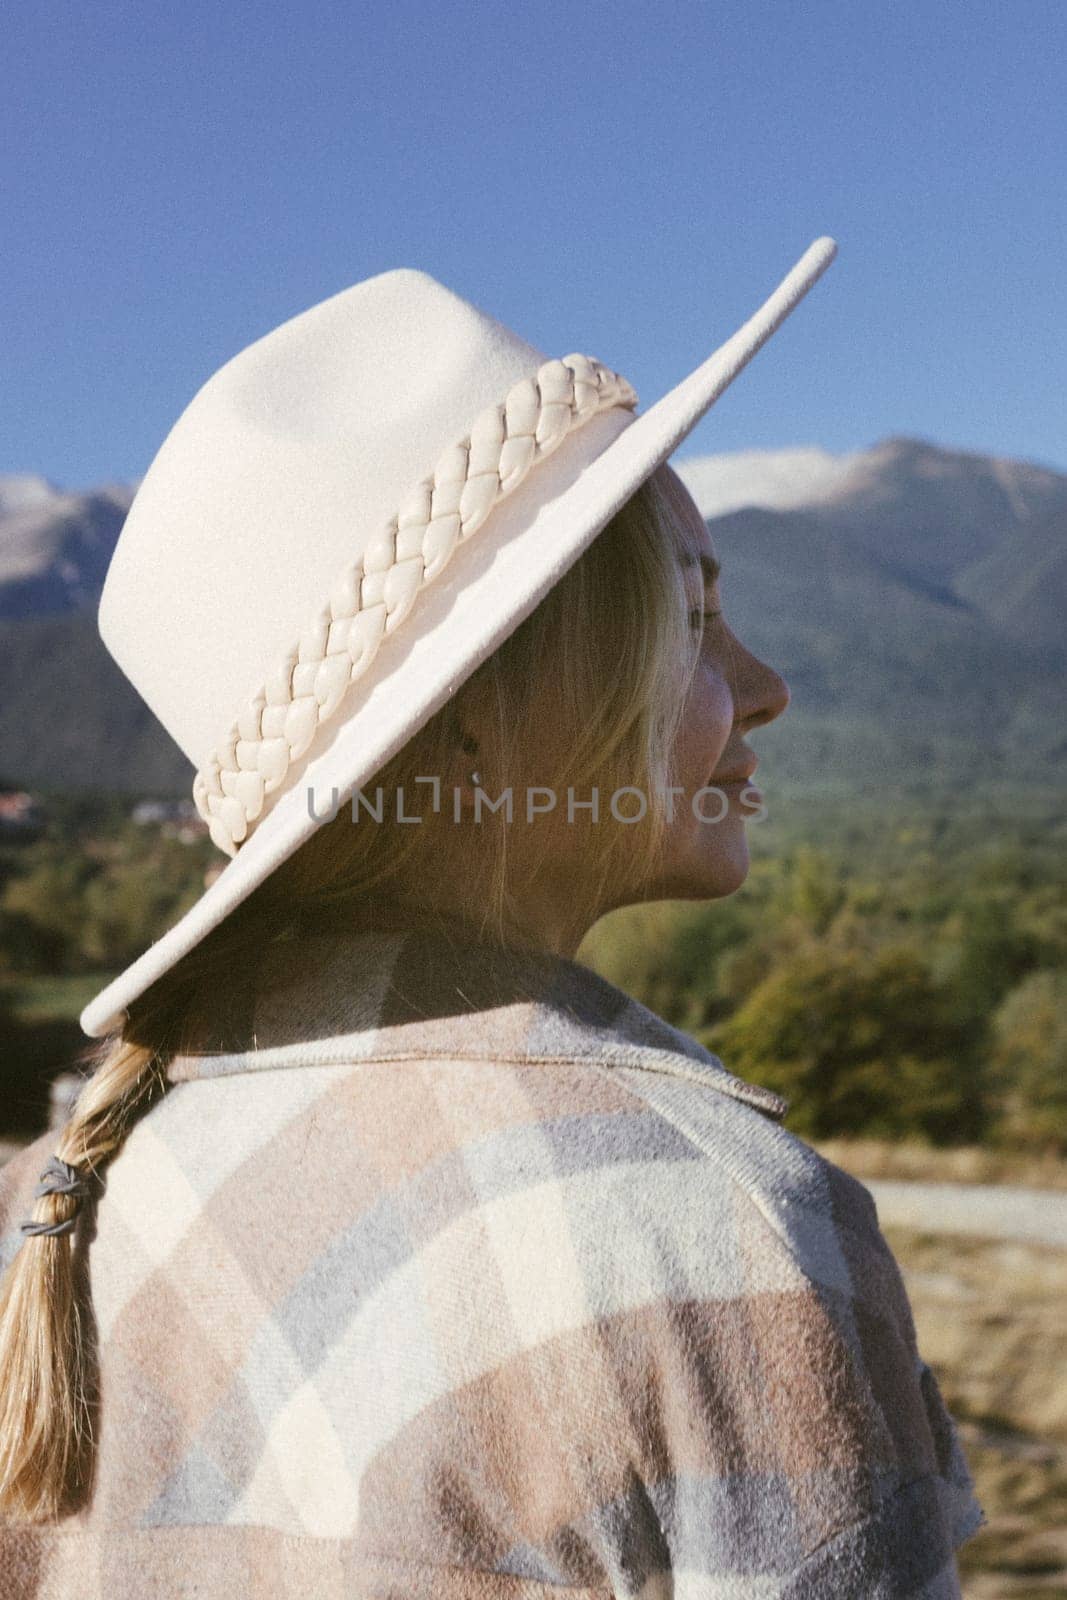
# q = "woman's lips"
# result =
<box><xmin>706</xmin><ymin>769</ymin><xmax>763</xmax><ymax>804</ymax></box>
<box><xmin>708</xmin><ymin>763</ymin><xmax>759</xmax><ymax>787</ymax></box>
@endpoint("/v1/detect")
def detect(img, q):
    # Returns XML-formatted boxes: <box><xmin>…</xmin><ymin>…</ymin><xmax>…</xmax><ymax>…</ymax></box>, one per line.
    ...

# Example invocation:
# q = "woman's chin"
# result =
<box><xmin>697</xmin><ymin>845</ymin><xmax>750</xmax><ymax>898</ymax></box>
<box><xmin>698</xmin><ymin>822</ymin><xmax>752</xmax><ymax>895</ymax></box>
<box><xmin>643</xmin><ymin>827</ymin><xmax>752</xmax><ymax>903</ymax></box>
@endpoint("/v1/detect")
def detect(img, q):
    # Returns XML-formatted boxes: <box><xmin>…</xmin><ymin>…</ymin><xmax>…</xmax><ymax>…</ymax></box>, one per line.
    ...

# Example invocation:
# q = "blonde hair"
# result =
<box><xmin>0</xmin><ymin>462</ymin><xmax>701</xmax><ymax>1520</ymax></box>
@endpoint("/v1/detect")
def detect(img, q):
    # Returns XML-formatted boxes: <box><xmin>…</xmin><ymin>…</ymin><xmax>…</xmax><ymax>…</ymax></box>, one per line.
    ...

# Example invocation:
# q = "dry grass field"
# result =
<box><xmin>820</xmin><ymin>1144</ymin><xmax>1067</xmax><ymax>1597</ymax></box>
<box><xmin>883</xmin><ymin>1226</ymin><xmax>1067</xmax><ymax>1598</ymax></box>
<box><xmin>814</xmin><ymin>1139</ymin><xmax>1067</xmax><ymax>1192</ymax></box>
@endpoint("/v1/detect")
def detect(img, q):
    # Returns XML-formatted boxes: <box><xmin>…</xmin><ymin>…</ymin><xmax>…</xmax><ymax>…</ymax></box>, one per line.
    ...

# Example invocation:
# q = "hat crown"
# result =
<box><xmin>99</xmin><ymin>269</ymin><xmax>550</xmax><ymax>767</ymax></box>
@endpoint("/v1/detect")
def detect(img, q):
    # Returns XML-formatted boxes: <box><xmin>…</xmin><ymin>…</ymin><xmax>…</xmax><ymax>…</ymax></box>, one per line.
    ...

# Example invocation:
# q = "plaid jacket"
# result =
<box><xmin>0</xmin><ymin>916</ymin><xmax>984</xmax><ymax>1597</ymax></box>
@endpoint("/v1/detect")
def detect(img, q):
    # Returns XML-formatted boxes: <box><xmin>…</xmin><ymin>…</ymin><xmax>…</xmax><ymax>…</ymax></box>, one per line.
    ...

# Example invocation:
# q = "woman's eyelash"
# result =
<box><xmin>689</xmin><ymin>608</ymin><xmax>723</xmax><ymax>629</ymax></box>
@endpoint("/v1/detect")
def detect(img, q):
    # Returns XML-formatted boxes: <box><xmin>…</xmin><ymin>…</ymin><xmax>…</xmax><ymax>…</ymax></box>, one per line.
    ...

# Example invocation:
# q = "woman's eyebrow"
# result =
<box><xmin>679</xmin><ymin>550</ymin><xmax>722</xmax><ymax>585</ymax></box>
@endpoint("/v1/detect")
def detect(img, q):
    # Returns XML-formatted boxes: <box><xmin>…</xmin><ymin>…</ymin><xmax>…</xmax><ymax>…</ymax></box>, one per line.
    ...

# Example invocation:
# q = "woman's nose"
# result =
<box><xmin>737</xmin><ymin>650</ymin><xmax>790</xmax><ymax>733</ymax></box>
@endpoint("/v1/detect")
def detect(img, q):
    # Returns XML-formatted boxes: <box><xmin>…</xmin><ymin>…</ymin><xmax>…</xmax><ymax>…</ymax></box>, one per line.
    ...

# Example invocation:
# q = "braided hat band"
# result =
<box><xmin>192</xmin><ymin>353</ymin><xmax>638</xmax><ymax>858</ymax></box>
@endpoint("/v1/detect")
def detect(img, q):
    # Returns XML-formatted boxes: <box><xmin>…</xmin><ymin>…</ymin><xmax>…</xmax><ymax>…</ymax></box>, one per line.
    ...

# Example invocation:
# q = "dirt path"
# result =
<box><xmin>866</xmin><ymin>1179</ymin><xmax>1067</xmax><ymax>1248</ymax></box>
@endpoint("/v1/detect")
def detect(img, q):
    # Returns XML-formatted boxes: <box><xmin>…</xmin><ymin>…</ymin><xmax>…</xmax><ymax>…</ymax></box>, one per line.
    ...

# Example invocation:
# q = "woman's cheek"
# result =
<box><xmin>680</xmin><ymin>670</ymin><xmax>733</xmax><ymax>783</ymax></box>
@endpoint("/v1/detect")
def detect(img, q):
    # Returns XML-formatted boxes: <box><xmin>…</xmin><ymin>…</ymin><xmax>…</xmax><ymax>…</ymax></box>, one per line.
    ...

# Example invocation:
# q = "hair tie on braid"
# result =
<box><xmin>19</xmin><ymin>1155</ymin><xmax>93</xmax><ymax>1239</ymax></box>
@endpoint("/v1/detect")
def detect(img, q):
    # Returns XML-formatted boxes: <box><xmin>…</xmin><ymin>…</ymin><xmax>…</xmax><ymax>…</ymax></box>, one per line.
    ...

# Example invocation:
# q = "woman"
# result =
<box><xmin>0</xmin><ymin>243</ymin><xmax>983</xmax><ymax>1595</ymax></box>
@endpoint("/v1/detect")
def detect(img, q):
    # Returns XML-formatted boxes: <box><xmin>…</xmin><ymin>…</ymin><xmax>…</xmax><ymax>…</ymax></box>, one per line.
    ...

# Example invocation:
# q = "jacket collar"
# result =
<box><xmin>166</xmin><ymin>907</ymin><xmax>789</xmax><ymax>1122</ymax></box>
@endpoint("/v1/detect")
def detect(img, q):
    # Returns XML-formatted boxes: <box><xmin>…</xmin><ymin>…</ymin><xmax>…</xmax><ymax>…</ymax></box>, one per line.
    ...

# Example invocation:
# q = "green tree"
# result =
<box><xmin>935</xmin><ymin>892</ymin><xmax>1040</xmax><ymax>1021</ymax></box>
<box><xmin>705</xmin><ymin>942</ymin><xmax>985</xmax><ymax>1143</ymax></box>
<box><xmin>78</xmin><ymin>844</ymin><xmax>209</xmax><ymax>970</ymax></box>
<box><xmin>768</xmin><ymin>845</ymin><xmax>846</xmax><ymax>938</ymax></box>
<box><xmin>581</xmin><ymin>898</ymin><xmax>747</xmax><ymax>1033</ymax></box>
<box><xmin>987</xmin><ymin>969</ymin><xmax>1067</xmax><ymax>1155</ymax></box>
<box><xmin>0</xmin><ymin>853</ymin><xmax>93</xmax><ymax>970</ymax></box>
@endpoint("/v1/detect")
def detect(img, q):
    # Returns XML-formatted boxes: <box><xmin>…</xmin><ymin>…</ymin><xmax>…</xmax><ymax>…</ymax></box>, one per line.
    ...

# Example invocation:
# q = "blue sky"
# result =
<box><xmin>3</xmin><ymin>0</ymin><xmax>1065</xmax><ymax>490</ymax></box>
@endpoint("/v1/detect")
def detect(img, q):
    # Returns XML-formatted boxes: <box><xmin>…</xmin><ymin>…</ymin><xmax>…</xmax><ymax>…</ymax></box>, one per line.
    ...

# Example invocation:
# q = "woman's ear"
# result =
<box><xmin>442</xmin><ymin>702</ymin><xmax>479</xmax><ymax>760</ymax></box>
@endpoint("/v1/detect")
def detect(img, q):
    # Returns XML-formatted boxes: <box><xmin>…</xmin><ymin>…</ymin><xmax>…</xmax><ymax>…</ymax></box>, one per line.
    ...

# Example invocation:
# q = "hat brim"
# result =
<box><xmin>80</xmin><ymin>236</ymin><xmax>837</xmax><ymax>1038</ymax></box>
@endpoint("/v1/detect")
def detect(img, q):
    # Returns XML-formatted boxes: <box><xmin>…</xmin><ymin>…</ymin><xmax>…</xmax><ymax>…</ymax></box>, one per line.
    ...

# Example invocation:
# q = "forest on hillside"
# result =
<box><xmin>1</xmin><ymin>783</ymin><xmax>1064</xmax><ymax>1155</ymax></box>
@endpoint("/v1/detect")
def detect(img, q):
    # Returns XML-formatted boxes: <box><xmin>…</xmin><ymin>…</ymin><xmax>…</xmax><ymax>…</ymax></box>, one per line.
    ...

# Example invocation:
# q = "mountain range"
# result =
<box><xmin>0</xmin><ymin>437</ymin><xmax>1063</xmax><ymax>800</ymax></box>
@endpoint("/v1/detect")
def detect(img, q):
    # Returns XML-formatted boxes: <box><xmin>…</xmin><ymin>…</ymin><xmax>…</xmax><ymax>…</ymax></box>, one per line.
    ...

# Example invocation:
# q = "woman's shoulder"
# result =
<box><xmin>409</xmin><ymin>1046</ymin><xmax>986</xmax><ymax>1572</ymax></box>
<box><xmin>540</xmin><ymin>1049</ymin><xmax>986</xmax><ymax>1555</ymax></box>
<box><xmin>395</xmin><ymin>1036</ymin><xmax>898</xmax><ymax>1339</ymax></box>
<box><xmin>532</xmin><ymin>1035</ymin><xmax>885</xmax><ymax>1289</ymax></box>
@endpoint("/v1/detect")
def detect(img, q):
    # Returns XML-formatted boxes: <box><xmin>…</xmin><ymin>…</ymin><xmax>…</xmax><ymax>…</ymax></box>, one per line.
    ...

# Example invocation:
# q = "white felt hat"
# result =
<box><xmin>80</xmin><ymin>237</ymin><xmax>838</xmax><ymax>1038</ymax></box>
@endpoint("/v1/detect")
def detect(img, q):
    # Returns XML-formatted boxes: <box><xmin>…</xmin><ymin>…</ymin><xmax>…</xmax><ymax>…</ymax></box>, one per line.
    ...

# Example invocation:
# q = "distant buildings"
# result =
<box><xmin>0</xmin><ymin>789</ymin><xmax>44</xmax><ymax>838</ymax></box>
<box><xmin>0</xmin><ymin>787</ymin><xmax>210</xmax><ymax>844</ymax></box>
<box><xmin>130</xmin><ymin>798</ymin><xmax>209</xmax><ymax>843</ymax></box>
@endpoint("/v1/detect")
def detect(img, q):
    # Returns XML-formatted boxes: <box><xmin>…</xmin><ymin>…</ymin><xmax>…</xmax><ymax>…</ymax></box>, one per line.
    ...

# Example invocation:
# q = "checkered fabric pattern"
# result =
<box><xmin>0</xmin><ymin>916</ymin><xmax>984</xmax><ymax>1596</ymax></box>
